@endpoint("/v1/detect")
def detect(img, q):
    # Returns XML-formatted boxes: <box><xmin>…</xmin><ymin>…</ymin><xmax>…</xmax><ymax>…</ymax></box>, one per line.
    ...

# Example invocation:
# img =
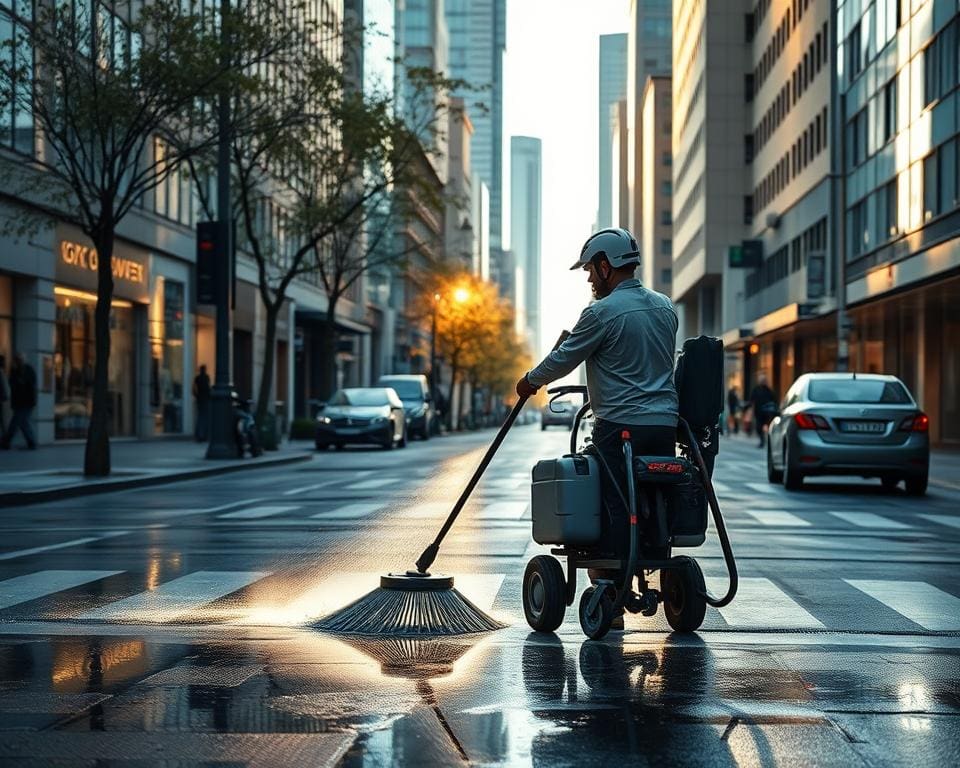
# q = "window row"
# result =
<box><xmin>673</xmin><ymin>175</ymin><xmax>702</xmax><ymax>236</ymax></box>
<box><xmin>789</xmin><ymin>217</ymin><xmax>827</xmax><ymax>273</ymax></box>
<box><xmin>678</xmin><ymin>73</ymin><xmax>703</xmax><ymax>142</ymax></box>
<box><xmin>752</xmin><ymin>0</ymin><xmax>814</xmax><ymax>94</ymax></box>
<box><xmin>846</xmin><ymin>1</ymin><xmax>905</xmax><ymax>86</ymax></box>
<box><xmin>846</xmin><ymin>77</ymin><xmax>896</xmax><ymax>170</ymax></box>
<box><xmin>752</xmin><ymin>21</ymin><xmax>829</xmax><ymax>153</ymax></box>
<box><xmin>674</xmin><ymin>124</ymin><xmax>702</xmax><ymax>191</ymax></box>
<box><xmin>745</xmin><ymin>243</ymin><xmax>789</xmax><ymax>298</ymax></box>
<box><xmin>0</xmin><ymin>7</ymin><xmax>33</xmax><ymax>155</ymax></box>
<box><xmin>923</xmin><ymin>15</ymin><xmax>960</xmax><ymax>108</ymax></box>
<box><xmin>752</xmin><ymin>107</ymin><xmax>828</xmax><ymax>215</ymax></box>
<box><xmin>848</xmin><ymin>179</ymin><xmax>898</xmax><ymax>260</ymax></box>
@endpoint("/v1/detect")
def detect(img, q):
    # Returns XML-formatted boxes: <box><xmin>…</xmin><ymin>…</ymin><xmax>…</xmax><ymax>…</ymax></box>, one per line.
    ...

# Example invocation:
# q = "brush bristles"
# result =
<box><xmin>314</xmin><ymin>586</ymin><xmax>505</xmax><ymax>636</ymax></box>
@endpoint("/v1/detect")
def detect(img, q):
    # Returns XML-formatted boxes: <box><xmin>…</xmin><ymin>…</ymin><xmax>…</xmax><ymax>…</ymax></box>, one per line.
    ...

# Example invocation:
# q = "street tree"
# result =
<box><xmin>0</xmin><ymin>1</ymin><xmax>288</xmax><ymax>475</ymax></box>
<box><xmin>188</xmin><ymin>20</ymin><xmax>469</xmax><ymax>426</ymax></box>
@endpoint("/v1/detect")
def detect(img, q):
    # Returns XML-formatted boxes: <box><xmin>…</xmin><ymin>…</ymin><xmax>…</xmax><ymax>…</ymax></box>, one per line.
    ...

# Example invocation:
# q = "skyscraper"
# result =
<box><xmin>445</xmin><ymin>0</ymin><xmax>507</xmax><ymax>249</ymax></box>
<box><xmin>627</xmin><ymin>0</ymin><xmax>672</xmax><ymax>239</ymax></box>
<box><xmin>510</xmin><ymin>136</ymin><xmax>542</xmax><ymax>356</ymax></box>
<box><xmin>598</xmin><ymin>33</ymin><xmax>628</xmax><ymax>231</ymax></box>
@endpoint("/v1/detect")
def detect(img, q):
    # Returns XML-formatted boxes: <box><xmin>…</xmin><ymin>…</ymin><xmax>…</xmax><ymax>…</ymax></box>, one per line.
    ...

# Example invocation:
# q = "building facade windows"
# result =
<box><xmin>923</xmin><ymin>16</ymin><xmax>960</xmax><ymax>108</ymax></box>
<box><xmin>0</xmin><ymin>0</ymin><xmax>34</xmax><ymax>155</ymax></box>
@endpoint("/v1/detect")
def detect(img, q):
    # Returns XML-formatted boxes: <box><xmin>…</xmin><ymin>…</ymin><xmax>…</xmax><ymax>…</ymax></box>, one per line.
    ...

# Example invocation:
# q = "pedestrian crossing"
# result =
<box><xmin>0</xmin><ymin>565</ymin><xmax>957</xmax><ymax>633</ymax></box>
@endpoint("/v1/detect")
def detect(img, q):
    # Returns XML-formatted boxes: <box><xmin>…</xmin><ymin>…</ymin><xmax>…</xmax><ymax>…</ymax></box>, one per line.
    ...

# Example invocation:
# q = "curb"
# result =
<box><xmin>0</xmin><ymin>452</ymin><xmax>313</xmax><ymax>508</ymax></box>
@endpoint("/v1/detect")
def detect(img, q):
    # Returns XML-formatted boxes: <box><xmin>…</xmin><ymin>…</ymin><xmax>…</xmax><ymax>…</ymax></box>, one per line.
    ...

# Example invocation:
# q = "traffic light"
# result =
<box><xmin>196</xmin><ymin>221</ymin><xmax>228</xmax><ymax>305</ymax></box>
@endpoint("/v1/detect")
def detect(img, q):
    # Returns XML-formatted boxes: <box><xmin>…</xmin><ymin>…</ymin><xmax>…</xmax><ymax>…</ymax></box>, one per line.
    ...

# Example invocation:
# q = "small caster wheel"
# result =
<box><xmin>523</xmin><ymin>555</ymin><xmax>566</xmax><ymax>632</ymax></box>
<box><xmin>661</xmin><ymin>556</ymin><xmax>707</xmax><ymax>632</ymax></box>
<box><xmin>579</xmin><ymin>585</ymin><xmax>614</xmax><ymax>640</ymax></box>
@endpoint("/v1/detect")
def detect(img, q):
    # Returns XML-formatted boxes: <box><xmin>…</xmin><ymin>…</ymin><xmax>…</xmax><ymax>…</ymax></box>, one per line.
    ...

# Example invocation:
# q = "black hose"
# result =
<box><xmin>679</xmin><ymin>418</ymin><xmax>738</xmax><ymax>607</ymax></box>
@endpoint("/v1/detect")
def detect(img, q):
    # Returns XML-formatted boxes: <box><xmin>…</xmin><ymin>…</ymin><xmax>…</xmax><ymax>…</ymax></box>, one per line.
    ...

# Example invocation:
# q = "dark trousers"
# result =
<box><xmin>590</xmin><ymin>419</ymin><xmax>677</xmax><ymax>560</ymax></box>
<box><xmin>2</xmin><ymin>407</ymin><xmax>36</xmax><ymax>448</ymax></box>
<box><xmin>195</xmin><ymin>399</ymin><xmax>211</xmax><ymax>441</ymax></box>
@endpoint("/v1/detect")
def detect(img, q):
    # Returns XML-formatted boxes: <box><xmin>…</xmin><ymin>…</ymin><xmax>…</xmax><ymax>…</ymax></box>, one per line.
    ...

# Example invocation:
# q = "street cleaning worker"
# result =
<box><xmin>516</xmin><ymin>228</ymin><xmax>679</xmax><ymax>623</ymax></box>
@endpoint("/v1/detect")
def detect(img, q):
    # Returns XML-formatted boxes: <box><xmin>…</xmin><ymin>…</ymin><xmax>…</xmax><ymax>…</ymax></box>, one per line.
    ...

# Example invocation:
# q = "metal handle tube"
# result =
<box><xmin>414</xmin><ymin>330</ymin><xmax>571</xmax><ymax>574</ymax></box>
<box><xmin>680</xmin><ymin>418</ymin><xmax>738</xmax><ymax>607</ymax></box>
<box><xmin>614</xmin><ymin>434</ymin><xmax>637</xmax><ymax>612</ymax></box>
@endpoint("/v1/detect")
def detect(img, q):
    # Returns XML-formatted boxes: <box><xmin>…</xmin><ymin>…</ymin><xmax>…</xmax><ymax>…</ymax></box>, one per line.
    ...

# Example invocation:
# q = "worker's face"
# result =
<box><xmin>585</xmin><ymin>258</ymin><xmax>613</xmax><ymax>299</ymax></box>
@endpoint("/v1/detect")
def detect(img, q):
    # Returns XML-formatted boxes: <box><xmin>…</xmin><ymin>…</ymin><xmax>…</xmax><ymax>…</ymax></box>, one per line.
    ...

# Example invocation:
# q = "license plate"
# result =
<box><xmin>840</xmin><ymin>421</ymin><xmax>885</xmax><ymax>433</ymax></box>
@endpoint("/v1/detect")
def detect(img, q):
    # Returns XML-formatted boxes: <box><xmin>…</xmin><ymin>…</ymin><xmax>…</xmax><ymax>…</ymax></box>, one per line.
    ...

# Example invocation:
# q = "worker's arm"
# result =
<box><xmin>525</xmin><ymin>307</ymin><xmax>604</xmax><ymax>389</ymax></box>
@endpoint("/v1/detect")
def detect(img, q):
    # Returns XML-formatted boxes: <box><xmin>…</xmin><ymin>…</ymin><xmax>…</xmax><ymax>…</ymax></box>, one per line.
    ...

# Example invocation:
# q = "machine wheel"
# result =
<box><xmin>578</xmin><ymin>586</ymin><xmax>615</xmax><ymax>640</ymax></box>
<box><xmin>661</xmin><ymin>557</ymin><xmax>706</xmax><ymax>632</ymax></box>
<box><xmin>522</xmin><ymin>556</ymin><xmax>566</xmax><ymax>633</ymax></box>
<box><xmin>905</xmin><ymin>473</ymin><xmax>928</xmax><ymax>496</ymax></box>
<box><xmin>782</xmin><ymin>446</ymin><xmax>804</xmax><ymax>490</ymax></box>
<box><xmin>766</xmin><ymin>442</ymin><xmax>782</xmax><ymax>483</ymax></box>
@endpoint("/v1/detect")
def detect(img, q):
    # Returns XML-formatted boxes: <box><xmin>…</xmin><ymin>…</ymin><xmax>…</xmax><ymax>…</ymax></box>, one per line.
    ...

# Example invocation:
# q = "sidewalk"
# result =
<box><xmin>721</xmin><ymin>429</ymin><xmax>960</xmax><ymax>490</ymax></box>
<box><xmin>0</xmin><ymin>438</ymin><xmax>313</xmax><ymax>506</ymax></box>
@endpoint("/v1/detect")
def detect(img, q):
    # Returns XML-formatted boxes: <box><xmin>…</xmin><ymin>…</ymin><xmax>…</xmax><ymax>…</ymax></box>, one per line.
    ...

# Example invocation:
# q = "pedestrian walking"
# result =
<box><xmin>748</xmin><ymin>373</ymin><xmax>778</xmax><ymax>448</ymax></box>
<box><xmin>193</xmin><ymin>364</ymin><xmax>212</xmax><ymax>442</ymax></box>
<box><xmin>0</xmin><ymin>354</ymin><xmax>9</xmax><ymax>435</ymax></box>
<box><xmin>0</xmin><ymin>353</ymin><xmax>37</xmax><ymax>449</ymax></box>
<box><xmin>726</xmin><ymin>385</ymin><xmax>740</xmax><ymax>434</ymax></box>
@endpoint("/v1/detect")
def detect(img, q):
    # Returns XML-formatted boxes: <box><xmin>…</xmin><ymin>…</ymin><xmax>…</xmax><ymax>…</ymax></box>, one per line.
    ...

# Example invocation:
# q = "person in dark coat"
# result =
<box><xmin>1</xmin><ymin>353</ymin><xmax>37</xmax><ymax>449</ymax></box>
<box><xmin>726</xmin><ymin>385</ymin><xmax>740</xmax><ymax>434</ymax></box>
<box><xmin>748</xmin><ymin>373</ymin><xmax>778</xmax><ymax>448</ymax></box>
<box><xmin>193</xmin><ymin>365</ymin><xmax>212</xmax><ymax>441</ymax></box>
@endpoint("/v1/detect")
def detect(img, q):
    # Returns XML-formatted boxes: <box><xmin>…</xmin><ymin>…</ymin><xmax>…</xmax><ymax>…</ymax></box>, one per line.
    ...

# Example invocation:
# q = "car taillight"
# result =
<box><xmin>794</xmin><ymin>413</ymin><xmax>829</xmax><ymax>430</ymax></box>
<box><xmin>899</xmin><ymin>413</ymin><xmax>929</xmax><ymax>432</ymax></box>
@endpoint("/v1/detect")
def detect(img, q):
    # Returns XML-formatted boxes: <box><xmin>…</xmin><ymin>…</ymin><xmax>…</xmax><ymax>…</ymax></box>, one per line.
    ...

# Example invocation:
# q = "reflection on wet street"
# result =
<box><xmin>0</xmin><ymin>429</ymin><xmax>958</xmax><ymax>765</ymax></box>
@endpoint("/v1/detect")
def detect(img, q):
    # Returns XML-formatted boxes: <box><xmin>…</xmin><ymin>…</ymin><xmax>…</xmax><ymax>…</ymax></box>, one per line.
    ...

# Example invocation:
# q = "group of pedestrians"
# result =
<box><xmin>726</xmin><ymin>374</ymin><xmax>778</xmax><ymax>447</ymax></box>
<box><xmin>0</xmin><ymin>353</ymin><xmax>38</xmax><ymax>450</ymax></box>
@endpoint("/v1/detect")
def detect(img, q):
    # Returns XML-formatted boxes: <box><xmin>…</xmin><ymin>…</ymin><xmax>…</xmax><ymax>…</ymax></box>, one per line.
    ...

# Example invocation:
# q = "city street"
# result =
<box><xmin>0</xmin><ymin>423</ymin><xmax>958</xmax><ymax>766</ymax></box>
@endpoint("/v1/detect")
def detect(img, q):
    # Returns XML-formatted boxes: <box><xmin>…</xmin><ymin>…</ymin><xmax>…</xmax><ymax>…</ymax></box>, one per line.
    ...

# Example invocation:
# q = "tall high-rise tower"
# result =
<box><xmin>598</xmin><ymin>33</ymin><xmax>628</xmax><ymax>231</ymax></box>
<box><xmin>445</xmin><ymin>0</ymin><xmax>507</xmax><ymax>249</ymax></box>
<box><xmin>510</xmin><ymin>136</ymin><xmax>542</xmax><ymax>356</ymax></box>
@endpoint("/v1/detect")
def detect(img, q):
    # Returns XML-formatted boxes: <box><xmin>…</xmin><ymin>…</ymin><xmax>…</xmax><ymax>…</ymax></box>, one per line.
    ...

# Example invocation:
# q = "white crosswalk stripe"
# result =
<box><xmin>77</xmin><ymin>571</ymin><xmax>272</xmax><ymax>623</ymax></box>
<box><xmin>310</xmin><ymin>502</ymin><xmax>382</xmax><ymax>520</ymax></box>
<box><xmin>0</xmin><ymin>570</ymin><xmax>123</xmax><ymax>610</ymax></box>
<box><xmin>0</xmin><ymin>531</ymin><xmax>130</xmax><ymax>561</ymax></box>
<box><xmin>475</xmin><ymin>501</ymin><xmax>528</xmax><ymax>519</ymax></box>
<box><xmin>920</xmin><ymin>514</ymin><xmax>960</xmax><ymax>530</ymax></box>
<box><xmin>218</xmin><ymin>505</ymin><xmax>301</xmax><ymax>520</ymax></box>
<box><xmin>743</xmin><ymin>509</ymin><xmax>810</xmax><ymax>527</ymax></box>
<box><xmin>745</xmin><ymin>483</ymin><xmax>779</xmax><ymax>495</ymax></box>
<box><xmin>829</xmin><ymin>511</ymin><xmax>910</xmax><ymax>530</ymax></box>
<box><xmin>710</xmin><ymin>481</ymin><xmax>732</xmax><ymax>495</ymax></box>
<box><xmin>844</xmin><ymin>580</ymin><xmax>960</xmax><ymax>630</ymax></box>
<box><xmin>346</xmin><ymin>478</ymin><xmax>401</xmax><ymax>490</ymax></box>
<box><xmin>705</xmin><ymin>576</ymin><xmax>825</xmax><ymax>629</ymax></box>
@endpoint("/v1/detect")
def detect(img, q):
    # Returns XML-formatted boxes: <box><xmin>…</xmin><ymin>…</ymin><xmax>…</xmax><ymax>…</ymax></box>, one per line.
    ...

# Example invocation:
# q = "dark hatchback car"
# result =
<box><xmin>315</xmin><ymin>387</ymin><xmax>407</xmax><ymax>450</ymax></box>
<box><xmin>541</xmin><ymin>399</ymin><xmax>578</xmax><ymax>430</ymax></box>
<box><xmin>766</xmin><ymin>373</ymin><xmax>929</xmax><ymax>494</ymax></box>
<box><xmin>376</xmin><ymin>374</ymin><xmax>434</xmax><ymax>439</ymax></box>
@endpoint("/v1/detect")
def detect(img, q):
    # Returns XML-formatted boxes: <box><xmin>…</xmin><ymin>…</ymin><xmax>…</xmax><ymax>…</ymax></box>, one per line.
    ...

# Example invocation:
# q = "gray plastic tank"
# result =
<box><xmin>531</xmin><ymin>455</ymin><xmax>602</xmax><ymax>545</ymax></box>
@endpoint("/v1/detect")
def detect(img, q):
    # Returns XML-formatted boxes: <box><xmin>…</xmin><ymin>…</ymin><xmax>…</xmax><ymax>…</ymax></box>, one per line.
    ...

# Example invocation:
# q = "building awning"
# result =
<box><xmin>295</xmin><ymin>310</ymin><xmax>371</xmax><ymax>335</ymax></box>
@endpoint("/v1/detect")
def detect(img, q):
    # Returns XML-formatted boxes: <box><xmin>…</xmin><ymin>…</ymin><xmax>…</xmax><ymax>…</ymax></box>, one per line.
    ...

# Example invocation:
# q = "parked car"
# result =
<box><xmin>316</xmin><ymin>387</ymin><xmax>407</xmax><ymax>450</ymax></box>
<box><xmin>376</xmin><ymin>374</ymin><xmax>434</xmax><ymax>439</ymax></box>
<box><xmin>766</xmin><ymin>373</ymin><xmax>929</xmax><ymax>494</ymax></box>
<box><xmin>541</xmin><ymin>399</ymin><xmax>578</xmax><ymax>430</ymax></box>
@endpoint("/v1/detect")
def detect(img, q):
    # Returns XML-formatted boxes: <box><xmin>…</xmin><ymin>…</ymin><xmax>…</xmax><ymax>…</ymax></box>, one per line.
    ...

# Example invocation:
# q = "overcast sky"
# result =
<box><xmin>503</xmin><ymin>0</ymin><xmax>630</xmax><ymax>360</ymax></box>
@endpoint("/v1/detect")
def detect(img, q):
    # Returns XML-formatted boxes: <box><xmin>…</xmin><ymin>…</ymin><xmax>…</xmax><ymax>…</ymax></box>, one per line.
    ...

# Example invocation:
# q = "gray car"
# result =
<box><xmin>315</xmin><ymin>387</ymin><xmax>407</xmax><ymax>450</ymax></box>
<box><xmin>766</xmin><ymin>373</ymin><xmax>929</xmax><ymax>494</ymax></box>
<box><xmin>376</xmin><ymin>375</ymin><xmax>434</xmax><ymax>439</ymax></box>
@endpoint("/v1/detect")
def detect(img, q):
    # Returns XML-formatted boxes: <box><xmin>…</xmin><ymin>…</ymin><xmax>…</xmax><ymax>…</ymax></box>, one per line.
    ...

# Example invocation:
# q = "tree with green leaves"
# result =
<box><xmin>0</xmin><ymin>0</ymin><xmax>290</xmax><ymax>475</ymax></box>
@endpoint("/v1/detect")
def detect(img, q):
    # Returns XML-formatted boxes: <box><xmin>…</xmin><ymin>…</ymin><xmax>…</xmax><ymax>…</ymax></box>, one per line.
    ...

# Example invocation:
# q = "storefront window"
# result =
<box><xmin>149</xmin><ymin>278</ymin><xmax>184</xmax><ymax>434</ymax></box>
<box><xmin>0</xmin><ymin>275</ymin><xmax>12</xmax><ymax>429</ymax></box>
<box><xmin>54</xmin><ymin>288</ymin><xmax>136</xmax><ymax>439</ymax></box>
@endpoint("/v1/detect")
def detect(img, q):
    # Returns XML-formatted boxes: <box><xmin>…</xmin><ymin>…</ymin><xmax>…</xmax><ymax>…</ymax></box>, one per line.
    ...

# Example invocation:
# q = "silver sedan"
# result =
<box><xmin>766</xmin><ymin>373</ymin><xmax>929</xmax><ymax>495</ymax></box>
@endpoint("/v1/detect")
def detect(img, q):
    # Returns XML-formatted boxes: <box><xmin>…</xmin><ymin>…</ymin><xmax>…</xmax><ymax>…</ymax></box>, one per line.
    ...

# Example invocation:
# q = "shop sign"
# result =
<box><xmin>57</xmin><ymin>240</ymin><xmax>149</xmax><ymax>303</ymax></box>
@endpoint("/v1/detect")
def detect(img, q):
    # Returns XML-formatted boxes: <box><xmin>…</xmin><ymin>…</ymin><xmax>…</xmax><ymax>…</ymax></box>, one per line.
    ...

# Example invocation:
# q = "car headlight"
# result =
<box><xmin>409</xmin><ymin>406</ymin><xmax>425</xmax><ymax>418</ymax></box>
<box><xmin>372</xmin><ymin>416</ymin><xmax>387</xmax><ymax>424</ymax></box>
<box><xmin>319</xmin><ymin>416</ymin><xmax>332</xmax><ymax>424</ymax></box>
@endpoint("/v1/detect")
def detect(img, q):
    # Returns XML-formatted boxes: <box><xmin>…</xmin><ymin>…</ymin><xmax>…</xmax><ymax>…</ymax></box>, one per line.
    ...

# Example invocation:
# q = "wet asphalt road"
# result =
<box><xmin>0</xmin><ymin>423</ymin><xmax>958</xmax><ymax>766</ymax></box>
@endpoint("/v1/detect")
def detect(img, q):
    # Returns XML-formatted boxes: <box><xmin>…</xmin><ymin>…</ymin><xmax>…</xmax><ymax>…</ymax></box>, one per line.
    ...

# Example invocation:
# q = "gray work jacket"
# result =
<box><xmin>527</xmin><ymin>279</ymin><xmax>679</xmax><ymax>426</ymax></box>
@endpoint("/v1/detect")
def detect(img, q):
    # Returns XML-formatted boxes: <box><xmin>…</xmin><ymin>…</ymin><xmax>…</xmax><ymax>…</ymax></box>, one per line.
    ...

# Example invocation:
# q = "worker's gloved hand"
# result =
<box><xmin>516</xmin><ymin>374</ymin><xmax>539</xmax><ymax>398</ymax></box>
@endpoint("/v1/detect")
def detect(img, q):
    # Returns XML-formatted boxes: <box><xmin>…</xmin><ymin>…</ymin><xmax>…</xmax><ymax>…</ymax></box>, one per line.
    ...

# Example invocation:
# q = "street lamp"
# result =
<box><xmin>453</xmin><ymin>286</ymin><xmax>470</xmax><ymax>304</ymax></box>
<box><xmin>430</xmin><ymin>292</ymin><xmax>440</xmax><ymax>401</ymax></box>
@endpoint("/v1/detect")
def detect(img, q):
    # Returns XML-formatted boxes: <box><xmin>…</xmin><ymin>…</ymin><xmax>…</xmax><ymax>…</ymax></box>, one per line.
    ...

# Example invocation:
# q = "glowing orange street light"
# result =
<box><xmin>453</xmin><ymin>286</ymin><xmax>470</xmax><ymax>304</ymax></box>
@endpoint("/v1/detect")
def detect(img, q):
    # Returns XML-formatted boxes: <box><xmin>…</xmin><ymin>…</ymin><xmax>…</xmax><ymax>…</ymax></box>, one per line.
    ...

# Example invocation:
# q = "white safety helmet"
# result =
<box><xmin>569</xmin><ymin>227</ymin><xmax>640</xmax><ymax>271</ymax></box>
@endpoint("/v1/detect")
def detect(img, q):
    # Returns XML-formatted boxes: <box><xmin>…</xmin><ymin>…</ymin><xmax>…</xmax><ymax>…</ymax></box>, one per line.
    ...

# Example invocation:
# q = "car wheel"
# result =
<box><xmin>782</xmin><ymin>445</ymin><xmax>804</xmax><ymax>491</ymax></box>
<box><xmin>766</xmin><ymin>441</ymin><xmax>783</xmax><ymax>483</ymax></box>
<box><xmin>334</xmin><ymin>443</ymin><xmax>345</xmax><ymax>451</ymax></box>
<box><xmin>541</xmin><ymin>423</ymin><xmax>547</xmax><ymax>431</ymax></box>
<box><xmin>905</xmin><ymin>474</ymin><xmax>928</xmax><ymax>496</ymax></box>
<box><xmin>398</xmin><ymin>428</ymin><xmax>407</xmax><ymax>449</ymax></box>
<box><xmin>315</xmin><ymin>442</ymin><xmax>329</xmax><ymax>451</ymax></box>
<box><xmin>421</xmin><ymin>421</ymin><xmax>431</xmax><ymax>441</ymax></box>
<box><xmin>881</xmin><ymin>476</ymin><xmax>900</xmax><ymax>492</ymax></box>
